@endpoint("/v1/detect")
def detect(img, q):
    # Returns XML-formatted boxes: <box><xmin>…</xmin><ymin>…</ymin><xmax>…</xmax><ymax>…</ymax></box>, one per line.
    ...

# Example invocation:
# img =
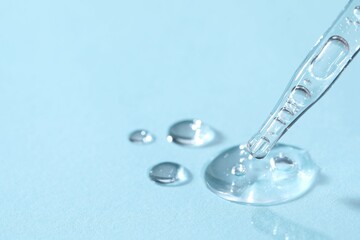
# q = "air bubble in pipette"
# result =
<box><xmin>289</xmin><ymin>85</ymin><xmax>312</xmax><ymax>107</ymax></box>
<box><xmin>309</xmin><ymin>36</ymin><xmax>349</xmax><ymax>79</ymax></box>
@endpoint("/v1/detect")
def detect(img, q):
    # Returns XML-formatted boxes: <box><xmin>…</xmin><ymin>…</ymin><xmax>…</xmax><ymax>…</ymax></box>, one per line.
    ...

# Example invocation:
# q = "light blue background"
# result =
<box><xmin>0</xmin><ymin>0</ymin><xmax>359</xmax><ymax>239</ymax></box>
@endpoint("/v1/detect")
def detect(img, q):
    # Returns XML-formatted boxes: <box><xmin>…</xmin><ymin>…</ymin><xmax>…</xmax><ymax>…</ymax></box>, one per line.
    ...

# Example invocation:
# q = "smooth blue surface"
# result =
<box><xmin>0</xmin><ymin>0</ymin><xmax>359</xmax><ymax>239</ymax></box>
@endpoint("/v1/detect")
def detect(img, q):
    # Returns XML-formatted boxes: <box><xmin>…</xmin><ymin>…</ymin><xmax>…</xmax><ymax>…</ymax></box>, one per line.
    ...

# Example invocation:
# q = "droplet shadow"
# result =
<box><xmin>251</xmin><ymin>208</ymin><xmax>331</xmax><ymax>240</ymax></box>
<box><xmin>316</xmin><ymin>172</ymin><xmax>331</xmax><ymax>186</ymax></box>
<box><xmin>340</xmin><ymin>197</ymin><xmax>360</xmax><ymax>211</ymax></box>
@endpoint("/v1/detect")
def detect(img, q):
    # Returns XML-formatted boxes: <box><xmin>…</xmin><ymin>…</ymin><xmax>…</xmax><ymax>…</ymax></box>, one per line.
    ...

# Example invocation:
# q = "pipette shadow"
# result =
<box><xmin>251</xmin><ymin>208</ymin><xmax>332</xmax><ymax>240</ymax></box>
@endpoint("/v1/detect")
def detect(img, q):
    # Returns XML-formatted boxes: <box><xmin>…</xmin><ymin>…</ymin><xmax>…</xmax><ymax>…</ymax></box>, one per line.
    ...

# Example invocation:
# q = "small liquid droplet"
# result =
<box><xmin>231</xmin><ymin>164</ymin><xmax>246</xmax><ymax>176</ymax></box>
<box><xmin>310</xmin><ymin>35</ymin><xmax>349</xmax><ymax>79</ymax></box>
<box><xmin>354</xmin><ymin>6</ymin><xmax>360</xmax><ymax>19</ymax></box>
<box><xmin>149</xmin><ymin>162</ymin><xmax>190</xmax><ymax>185</ymax></box>
<box><xmin>167</xmin><ymin>119</ymin><xmax>216</xmax><ymax>146</ymax></box>
<box><xmin>129</xmin><ymin>129</ymin><xmax>155</xmax><ymax>144</ymax></box>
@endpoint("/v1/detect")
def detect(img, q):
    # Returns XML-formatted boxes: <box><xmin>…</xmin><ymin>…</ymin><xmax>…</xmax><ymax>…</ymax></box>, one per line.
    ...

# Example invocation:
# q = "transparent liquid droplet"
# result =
<box><xmin>167</xmin><ymin>119</ymin><xmax>216</xmax><ymax>146</ymax></box>
<box><xmin>129</xmin><ymin>129</ymin><xmax>155</xmax><ymax>144</ymax></box>
<box><xmin>309</xmin><ymin>35</ymin><xmax>349</xmax><ymax>79</ymax></box>
<box><xmin>354</xmin><ymin>6</ymin><xmax>360</xmax><ymax>19</ymax></box>
<box><xmin>205</xmin><ymin>144</ymin><xmax>319</xmax><ymax>205</ymax></box>
<box><xmin>149</xmin><ymin>162</ymin><xmax>191</xmax><ymax>186</ymax></box>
